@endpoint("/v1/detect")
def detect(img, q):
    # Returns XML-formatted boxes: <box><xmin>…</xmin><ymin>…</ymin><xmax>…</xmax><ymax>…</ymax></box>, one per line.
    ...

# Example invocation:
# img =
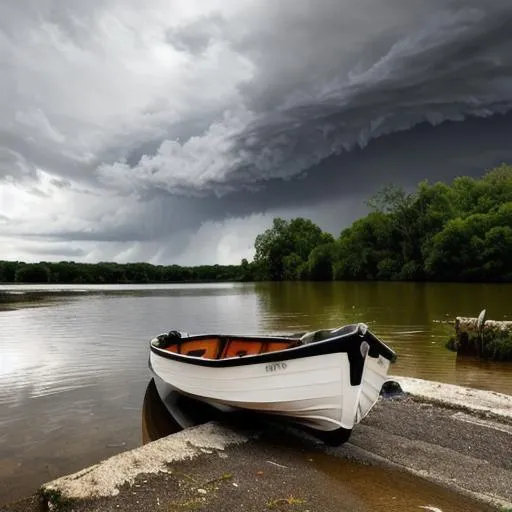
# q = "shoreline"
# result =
<box><xmin>394</xmin><ymin>375</ymin><xmax>512</xmax><ymax>420</ymax></box>
<box><xmin>3</xmin><ymin>377</ymin><xmax>511</xmax><ymax>512</ymax></box>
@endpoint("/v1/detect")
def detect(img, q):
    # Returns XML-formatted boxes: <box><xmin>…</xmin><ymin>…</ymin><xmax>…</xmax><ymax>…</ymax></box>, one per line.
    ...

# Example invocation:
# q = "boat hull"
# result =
<box><xmin>149</xmin><ymin>344</ymin><xmax>392</xmax><ymax>438</ymax></box>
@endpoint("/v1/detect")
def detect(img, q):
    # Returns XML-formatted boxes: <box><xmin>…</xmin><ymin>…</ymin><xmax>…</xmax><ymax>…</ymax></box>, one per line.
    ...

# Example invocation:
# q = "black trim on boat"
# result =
<box><xmin>149</xmin><ymin>324</ymin><xmax>396</xmax><ymax>386</ymax></box>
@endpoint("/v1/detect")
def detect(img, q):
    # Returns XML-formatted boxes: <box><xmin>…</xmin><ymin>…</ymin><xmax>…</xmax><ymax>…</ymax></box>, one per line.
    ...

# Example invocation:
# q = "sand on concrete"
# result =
<box><xmin>394</xmin><ymin>375</ymin><xmax>512</xmax><ymax>419</ymax></box>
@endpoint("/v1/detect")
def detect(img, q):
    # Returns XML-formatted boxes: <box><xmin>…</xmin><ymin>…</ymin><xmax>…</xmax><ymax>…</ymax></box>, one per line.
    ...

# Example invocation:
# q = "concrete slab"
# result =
<box><xmin>3</xmin><ymin>378</ymin><xmax>512</xmax><ymax>512</ymax></box>
<box><xmin>43</xmin><ymin>422</ymin><xmax>251</xmax><ymax>500</ymax></box>
<box><xmin>394</xmin><ymin>376</ymin><xmax>512</xmax><ymax>420</ymax></box>
<box><xmin>2</xmin><ymin>417</ymin><xmax>500</xmax><ymax>512</ymax></box>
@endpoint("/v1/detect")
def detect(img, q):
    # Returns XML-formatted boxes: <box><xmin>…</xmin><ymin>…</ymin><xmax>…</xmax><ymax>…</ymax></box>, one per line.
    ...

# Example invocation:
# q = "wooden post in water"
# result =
<box><xmin>448</xmin><ymin>310</ymin><xmax>512</xmax><ymax>361</ymax></box>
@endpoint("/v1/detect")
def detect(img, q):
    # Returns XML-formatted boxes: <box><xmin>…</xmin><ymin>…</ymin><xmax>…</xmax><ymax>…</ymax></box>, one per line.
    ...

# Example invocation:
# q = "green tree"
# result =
<box><xmin>308</xmin><ymin>243</ymin><xmax>336</xmax><ymax>281</ymax></box>
<box><xmin>239</xmin><ymin>258</ymin><xmax>254</xmax><ymax>281</ymax></box>
<box><xmin>253</xmin><ymin>217</ymin><xmax>330</xmax><ymax>280</ymax></box>
<box><xmin>282</xmin><ymin>253</ymin><xmax>303</xmax><ymax>280</ymax></box>
<box><xmin>0</xmin><ymin>261</ymin><xmax>18</xmax><ymax>282</ymax></box>
<box><xmin>15</xmin><ymin>263</ymin><xmax>51</xmax><ymax>283</ymax></box>
<box><xmin>424</xmin><ymin>201</ymin><xmax>512</xmax><ymax>281</ymax></box>
<box><xmin>334</xmin><ymin>212</ymin><xmax>396</xmax><ymax>280</ymax></box>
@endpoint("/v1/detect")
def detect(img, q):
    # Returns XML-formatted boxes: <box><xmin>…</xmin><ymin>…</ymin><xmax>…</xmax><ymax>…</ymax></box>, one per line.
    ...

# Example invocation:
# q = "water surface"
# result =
<box><xmin>0</xmin><ymin>281</ymin><xmax>511</xmax><ymax>504</ymax></box>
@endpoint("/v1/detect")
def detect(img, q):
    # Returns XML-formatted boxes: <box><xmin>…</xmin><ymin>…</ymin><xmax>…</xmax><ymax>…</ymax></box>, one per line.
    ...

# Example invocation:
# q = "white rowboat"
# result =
<box><xmin>148</xmin><ymin>323</ymin><xmax>396</xmax><ymax>445</ymax></box>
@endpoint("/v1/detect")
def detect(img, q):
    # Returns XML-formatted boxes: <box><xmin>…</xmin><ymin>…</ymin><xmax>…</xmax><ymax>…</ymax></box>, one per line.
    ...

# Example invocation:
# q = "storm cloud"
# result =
<box><xmin>1</xmin><ymin>0</ymin><xmax>512</xmax><ymax>264</ymax></box>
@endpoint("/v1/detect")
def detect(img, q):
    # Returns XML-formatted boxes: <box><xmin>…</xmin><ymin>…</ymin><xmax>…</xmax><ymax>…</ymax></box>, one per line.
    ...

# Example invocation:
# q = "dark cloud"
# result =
<box><xmin>19</xmin><ymin>111</ymin><xmax>512</xmax><ymax>246</ymax></box>
<box><xmin>49</xmin><ymin>178</ymin><xmax>71</xmax><ymax>189</ymax></box>
<box><xmin>24</xmin><ymin>244</ymin><xmax>87</xmax><ymax>258</ymax></box>
<box><xmin>165</xmin><ymin>14</ymin><xmax>227</xmax><ymax>55</ymax></box>
<box><xmin>1</xmin><ymin>0</ymin><xmax>512</xmax><ymax>264</ymax></box>
<box><xmin>95</xmin><ymin>1</ymin><xmax>512</xmax><ymax>201</ymax></box>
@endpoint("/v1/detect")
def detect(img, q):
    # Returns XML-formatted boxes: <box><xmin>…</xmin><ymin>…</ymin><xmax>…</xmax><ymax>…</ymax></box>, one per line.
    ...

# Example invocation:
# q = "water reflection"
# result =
<box><xmin>142</xmin><ymin>379</ymin><xmax>185</xmax><ymax>444</ymax></box>
<box><xmin>141</xmin><ymin>379</ymin><xmax>225</xmax><ymax>444</ymax></box>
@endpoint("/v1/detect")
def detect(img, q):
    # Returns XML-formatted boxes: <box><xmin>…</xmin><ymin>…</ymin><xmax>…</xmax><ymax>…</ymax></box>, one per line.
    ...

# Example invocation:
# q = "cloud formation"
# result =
<box><xmin>1</xmin><ymin>0</ymin><xmax>512</xmax><ymax>264</ymax></box>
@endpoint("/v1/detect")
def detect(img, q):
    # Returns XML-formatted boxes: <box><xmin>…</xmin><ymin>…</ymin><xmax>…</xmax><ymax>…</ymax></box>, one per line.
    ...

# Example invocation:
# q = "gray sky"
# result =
<box><xmin>1</xmin><ymin>0</ymin><xmax>512</xmax><ymax>265</ymax></box>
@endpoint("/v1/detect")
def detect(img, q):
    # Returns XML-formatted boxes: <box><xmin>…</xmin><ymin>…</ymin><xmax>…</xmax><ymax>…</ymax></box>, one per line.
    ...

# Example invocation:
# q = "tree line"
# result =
<box><xmin>0</xmin><ymin>261</ymin><xmax>246</xmax><ymax>284</ymax></box>
<box><xmin>1</xmin><ymin>164</ymin><xmax>511</xmax><ymax>284</ymax></box>
<box><xmin>248</xmin><ymin>163</ymin><xmax>512</xmax><ymax>282</ymax></box>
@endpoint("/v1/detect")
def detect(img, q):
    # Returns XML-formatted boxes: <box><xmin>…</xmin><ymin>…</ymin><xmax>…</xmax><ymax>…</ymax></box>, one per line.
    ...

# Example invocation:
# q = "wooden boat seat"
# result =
<box><xmin>221</xmin><ymin>339</ymin><xmax>264</xmax><ymax>358</ymax></box>
<box><xmin>179</xmin><ymin>338</ymin><xmax>221</xmax><ymax>359</ymax></box>
<box><xmin>161</xmin><ymin>335</ymin><xmax>300</xmax><ymax>360</ymax></box>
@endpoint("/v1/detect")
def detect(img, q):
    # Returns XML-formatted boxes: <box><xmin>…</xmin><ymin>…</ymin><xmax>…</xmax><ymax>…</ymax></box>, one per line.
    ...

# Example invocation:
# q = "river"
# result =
<box><xmin>0</xmin><ymin>281</ymin><xmax>511</xmax><ymax>504</ymax></box>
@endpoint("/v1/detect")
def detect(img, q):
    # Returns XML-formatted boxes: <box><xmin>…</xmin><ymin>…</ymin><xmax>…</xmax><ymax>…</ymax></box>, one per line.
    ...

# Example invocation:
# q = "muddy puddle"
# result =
<box><xmin>309</xmin><ymin>452</ymin><xmax>493</xmax><ymax>512</ymax></box>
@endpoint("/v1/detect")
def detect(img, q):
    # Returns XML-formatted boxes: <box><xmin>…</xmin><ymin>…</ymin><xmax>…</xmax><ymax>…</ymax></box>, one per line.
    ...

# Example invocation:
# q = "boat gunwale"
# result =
<box><xmin>149</xmin><ymin>324</ymin><xmax>396</xmax><ymax>375</ymax></box>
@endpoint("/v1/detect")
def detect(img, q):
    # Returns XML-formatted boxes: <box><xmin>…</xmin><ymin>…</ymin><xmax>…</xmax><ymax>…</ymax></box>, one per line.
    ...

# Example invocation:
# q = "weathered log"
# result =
<box><xmin>447</xmin><ymin>310</ymin><xmax>512</xmax><ymax>361</ymax></box>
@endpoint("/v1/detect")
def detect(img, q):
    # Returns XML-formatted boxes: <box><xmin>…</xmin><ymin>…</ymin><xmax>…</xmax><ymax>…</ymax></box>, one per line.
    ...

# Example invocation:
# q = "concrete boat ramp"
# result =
<box><xmin>3</xmin><ymin>377</ymin><xmax>512</xmax><ymax>512</ymax></box>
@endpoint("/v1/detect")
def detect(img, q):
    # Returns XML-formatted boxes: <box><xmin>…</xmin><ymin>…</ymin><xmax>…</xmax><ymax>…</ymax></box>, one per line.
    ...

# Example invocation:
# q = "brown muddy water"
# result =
<box><xmin>0</xmin><ymin>281</ymin><xmax>511</xmax><ymax>505</ymax></box>
<box><xmin>309</xmin><ymin>452</ymin><xmax>493</xmax><ymax>512</ymax></box>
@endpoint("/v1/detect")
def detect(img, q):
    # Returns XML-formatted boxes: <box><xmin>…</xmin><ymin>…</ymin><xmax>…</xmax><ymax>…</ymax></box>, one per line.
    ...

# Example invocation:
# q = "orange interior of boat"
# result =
<box><xmin>163</xmin><ymin>336</ymin><xmax>299</xmax><ymax>360</ymax></box>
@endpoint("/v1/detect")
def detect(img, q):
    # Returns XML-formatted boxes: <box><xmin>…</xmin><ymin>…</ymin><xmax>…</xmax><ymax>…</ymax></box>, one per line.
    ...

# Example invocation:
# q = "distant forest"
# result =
<box><xmin>1</xmin><ymin>164</ymin><xmax>511</xmax><ymax>284</ymax></box>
